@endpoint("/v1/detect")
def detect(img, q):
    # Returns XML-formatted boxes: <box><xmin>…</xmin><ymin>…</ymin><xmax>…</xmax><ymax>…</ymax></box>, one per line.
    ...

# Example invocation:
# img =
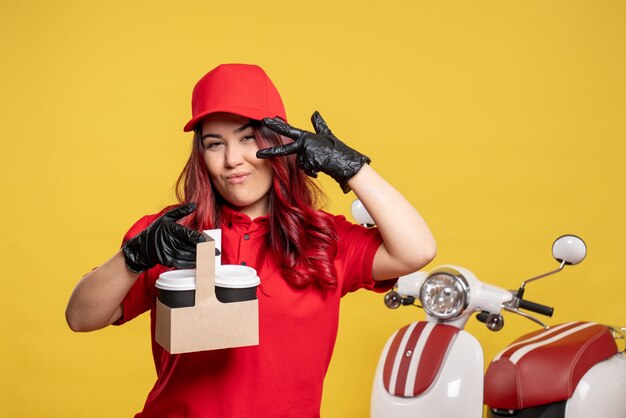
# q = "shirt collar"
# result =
<box><xmin>221</xmin><ymin>204</ymin><xmax>269</xmax><ymax>233</ymax></box>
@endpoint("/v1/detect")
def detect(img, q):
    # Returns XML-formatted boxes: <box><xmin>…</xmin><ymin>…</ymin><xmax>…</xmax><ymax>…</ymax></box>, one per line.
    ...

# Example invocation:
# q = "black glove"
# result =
<box><xmin>257</xmin><ymin>111</ymin><xmax>371</xmax><ymax>193</ymax></box>
<box><xmin>122</xmin><ymin>203</ymin><xmax>207</xmax><ymax>273</ymax></box>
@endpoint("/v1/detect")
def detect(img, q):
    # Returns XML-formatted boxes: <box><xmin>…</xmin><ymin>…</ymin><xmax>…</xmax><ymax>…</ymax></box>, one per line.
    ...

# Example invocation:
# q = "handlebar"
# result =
<box><xmin>518</xmin><ymin>299</ymin><xmax>554</xmax><ymax>317</ymax></box>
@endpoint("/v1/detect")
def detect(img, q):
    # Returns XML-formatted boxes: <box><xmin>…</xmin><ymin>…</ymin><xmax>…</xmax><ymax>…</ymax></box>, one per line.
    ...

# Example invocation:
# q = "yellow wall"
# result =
<box><xmin>1</xmin><ymin>1</ymin><xmax>625</xmax><ymax>417</ymax></box>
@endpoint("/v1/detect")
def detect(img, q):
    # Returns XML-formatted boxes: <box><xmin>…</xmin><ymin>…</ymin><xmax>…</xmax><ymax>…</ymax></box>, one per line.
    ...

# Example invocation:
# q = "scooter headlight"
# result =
<box><xmin>419</xmin><ymin>268</ymin><xmax>469</xmax><ymax>320</ymax></box>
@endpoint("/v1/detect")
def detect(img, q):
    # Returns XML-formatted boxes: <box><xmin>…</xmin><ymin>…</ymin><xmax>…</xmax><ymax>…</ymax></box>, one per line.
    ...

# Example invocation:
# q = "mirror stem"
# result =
<box><xmin>517</xmin><ymin>260</ymin><xmax>566</xmax><ymax>298</ymax></box>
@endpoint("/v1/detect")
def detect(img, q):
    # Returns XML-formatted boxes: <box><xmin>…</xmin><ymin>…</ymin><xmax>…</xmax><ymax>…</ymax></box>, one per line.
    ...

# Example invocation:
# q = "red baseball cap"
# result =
<box><xmin>183</xmin><ymin>63</ymin><xmax>287</xmax><ymax>132</ymax></box>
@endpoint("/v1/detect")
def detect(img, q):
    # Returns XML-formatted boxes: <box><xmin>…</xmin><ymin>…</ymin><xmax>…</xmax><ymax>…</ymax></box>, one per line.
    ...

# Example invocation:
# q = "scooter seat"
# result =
<box><xmin>484</xmin><ymin>321</ymin><xmax>617</xmax><ymax>410</ymax></box>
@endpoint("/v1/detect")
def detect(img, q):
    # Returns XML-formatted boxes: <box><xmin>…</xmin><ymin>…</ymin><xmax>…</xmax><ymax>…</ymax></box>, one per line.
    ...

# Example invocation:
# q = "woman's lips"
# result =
<box><xmin>226</xmin><ymin>173</ymin><xmax>250</xmax><ymax>184</ymax></box>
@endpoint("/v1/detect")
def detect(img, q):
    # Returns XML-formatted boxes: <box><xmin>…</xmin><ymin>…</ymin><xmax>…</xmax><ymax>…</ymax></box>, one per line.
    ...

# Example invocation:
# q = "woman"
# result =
<box><xmin>66</xmin><ymin>63</ymin><xmax>436</xmax><ymax>417</ymax></box>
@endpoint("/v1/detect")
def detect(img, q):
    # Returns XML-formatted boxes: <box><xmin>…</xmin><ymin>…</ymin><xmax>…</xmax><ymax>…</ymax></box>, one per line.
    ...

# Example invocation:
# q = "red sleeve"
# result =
<box><xmin>332</xmin><ymin>214</ymin><xmax>396</xmax><ymax>296</ymax></box>
<box><xmin>112</xmin><ymin>213</ymin><xmax>164</xmax><ymax>326</ymax></box>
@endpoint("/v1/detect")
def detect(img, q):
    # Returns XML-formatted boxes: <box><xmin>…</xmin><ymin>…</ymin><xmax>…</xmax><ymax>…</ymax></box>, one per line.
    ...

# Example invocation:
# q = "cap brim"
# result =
<box><xmin>183</xmin><ymin>107</ymin><xmax>286</xmax><ymax>132</ymax></box>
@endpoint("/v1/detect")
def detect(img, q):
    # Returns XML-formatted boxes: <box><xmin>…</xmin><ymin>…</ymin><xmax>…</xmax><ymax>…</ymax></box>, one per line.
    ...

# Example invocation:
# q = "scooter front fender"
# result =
<box><xmin>371</xmin><ymin>322</ymin><xmax>484</xmax><ymax>418</ymax></box>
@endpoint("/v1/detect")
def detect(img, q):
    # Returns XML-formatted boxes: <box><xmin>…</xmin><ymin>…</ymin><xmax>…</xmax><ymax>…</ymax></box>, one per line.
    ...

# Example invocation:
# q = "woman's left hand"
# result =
<box><xmin>257</xmin><ymin>111</ymin><xmax>370</xmax><ymax>193</ymax></box>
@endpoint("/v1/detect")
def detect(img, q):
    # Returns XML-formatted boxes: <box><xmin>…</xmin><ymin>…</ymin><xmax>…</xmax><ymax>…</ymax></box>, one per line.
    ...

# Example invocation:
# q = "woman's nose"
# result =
<box><xmin>224</xmin><ymin>143</ymin><xmax>245</xmax><ymax>167</ymax></box>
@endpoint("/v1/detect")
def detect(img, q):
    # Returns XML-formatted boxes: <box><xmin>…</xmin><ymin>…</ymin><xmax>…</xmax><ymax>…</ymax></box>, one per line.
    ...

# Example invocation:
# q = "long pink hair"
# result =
<box><xmin>175</xmin><ymin>122</ymin><xmax>339</xmax><ymax>289</ymax></box>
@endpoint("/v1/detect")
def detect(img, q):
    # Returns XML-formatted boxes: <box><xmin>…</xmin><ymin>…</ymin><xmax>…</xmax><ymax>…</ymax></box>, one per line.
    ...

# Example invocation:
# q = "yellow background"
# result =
<box><xmin>1</xmin><ymin>1</ymin><xmax>625</xmax><ymax>417</ymax></box>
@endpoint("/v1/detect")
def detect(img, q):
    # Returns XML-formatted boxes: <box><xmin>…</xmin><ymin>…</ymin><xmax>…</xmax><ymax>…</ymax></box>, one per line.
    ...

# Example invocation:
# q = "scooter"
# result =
<box><xmin>368</xmin><ymin>234</ymin><xmax>626</xmax><ymax>417</ymax></box>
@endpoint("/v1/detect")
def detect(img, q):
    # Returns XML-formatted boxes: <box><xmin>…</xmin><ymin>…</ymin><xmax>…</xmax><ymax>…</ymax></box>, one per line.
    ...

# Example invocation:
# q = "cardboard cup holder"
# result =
<box><xmin>155</xmin><ymin>239</ymin><xmax>259</xmax><ymax>354</ymax></box>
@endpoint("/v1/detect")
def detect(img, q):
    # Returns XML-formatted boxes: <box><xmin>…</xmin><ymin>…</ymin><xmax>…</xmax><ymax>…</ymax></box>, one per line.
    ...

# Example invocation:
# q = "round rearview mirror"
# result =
<box><xmin>552</xmin><ymin>235</ymin><xmax>586</xmax><ymax>265</ymax></box>
<box><xmin>351</xmin><ymin>199</ymin><xmax>375</xmax><ymax>226</ymax></box>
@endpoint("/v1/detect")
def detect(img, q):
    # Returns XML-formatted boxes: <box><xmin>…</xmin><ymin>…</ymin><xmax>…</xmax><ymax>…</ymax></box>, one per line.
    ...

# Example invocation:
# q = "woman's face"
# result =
<box><xmin>200</xmin><ymin>113</ymin><xmax>273</xmax><ymax>218</ymax></box>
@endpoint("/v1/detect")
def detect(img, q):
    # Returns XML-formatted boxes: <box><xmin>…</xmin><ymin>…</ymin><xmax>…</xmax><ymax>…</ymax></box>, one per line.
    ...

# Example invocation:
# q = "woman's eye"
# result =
<box><xmin>242</xmin><ymin>135</ymin><xmax>256</xmax><ymax>143</ymax></box>
<box><xmin>204</xmin><ymin>141</ymin><xmax>224</xmax><ymax>150</ymax></box>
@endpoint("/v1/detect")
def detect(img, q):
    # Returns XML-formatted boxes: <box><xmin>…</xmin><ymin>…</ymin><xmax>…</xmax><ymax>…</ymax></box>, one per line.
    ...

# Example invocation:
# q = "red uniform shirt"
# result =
<box><xmin>116</xmin><ymin>206</ymin><xmax>393</xmax><ymax>418</ymax></box>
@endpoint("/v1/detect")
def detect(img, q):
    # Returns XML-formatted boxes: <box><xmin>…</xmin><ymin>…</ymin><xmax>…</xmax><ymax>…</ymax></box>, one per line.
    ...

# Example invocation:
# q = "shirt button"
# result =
<box><xmin>241</xmin><ymin>261</ymin><xmax>247</xmax><ymax>266</ymax></box>
<box><xmin>244</xmin><ymin>234</ymin><xmax>250</xmax><ymax>240</ymax></box>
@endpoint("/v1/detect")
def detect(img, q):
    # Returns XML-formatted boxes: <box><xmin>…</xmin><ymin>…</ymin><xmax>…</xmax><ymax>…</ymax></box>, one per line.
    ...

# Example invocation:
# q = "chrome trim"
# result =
<box><xmin>419</xmin><ymin>267</ymin><xmax>470</xmax><ymax>319</ymax></box>
<box><xmin>609</xmin><ymin>326</ymin><xmax>626</xmax><ymax>353</ymax></box>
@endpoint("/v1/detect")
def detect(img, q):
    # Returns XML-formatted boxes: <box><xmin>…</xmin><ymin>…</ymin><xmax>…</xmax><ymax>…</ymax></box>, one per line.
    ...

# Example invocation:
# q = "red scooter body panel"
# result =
<box><xmin>484</xmin><ymin>322</ymin><xmax>617</xmax><ymax>409</ymax></box>
<box><xmin>382</xmin><ymin>322</ymin><xmax>460</xmax><ymax>397</ymax></box>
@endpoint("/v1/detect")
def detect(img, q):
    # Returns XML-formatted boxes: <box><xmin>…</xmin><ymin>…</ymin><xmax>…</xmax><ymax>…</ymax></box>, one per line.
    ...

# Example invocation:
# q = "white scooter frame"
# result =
<box><xmin>370</xmin><ymin>235</ymin><xmax>626</xmax><ymax>418</ymax></box>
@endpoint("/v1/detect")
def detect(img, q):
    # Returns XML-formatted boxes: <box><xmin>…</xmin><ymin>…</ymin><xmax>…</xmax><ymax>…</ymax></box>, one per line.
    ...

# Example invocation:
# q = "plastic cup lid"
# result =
<box><xmin>155</xmin><ymin>269</ymin><xmax>196</xmax><ymax>291</ymax></box>
<box><xmin>215</xmin><ymin>265</ymin><xmax>260</xmax><ymax>288</ymax></box>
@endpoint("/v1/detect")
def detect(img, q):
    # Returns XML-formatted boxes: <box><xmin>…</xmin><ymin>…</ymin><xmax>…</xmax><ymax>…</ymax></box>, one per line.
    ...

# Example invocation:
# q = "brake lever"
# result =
<box><xmin>502</xmin><ymin>303</ymin><xmax>549</xmax><ymax>329</ymax></box>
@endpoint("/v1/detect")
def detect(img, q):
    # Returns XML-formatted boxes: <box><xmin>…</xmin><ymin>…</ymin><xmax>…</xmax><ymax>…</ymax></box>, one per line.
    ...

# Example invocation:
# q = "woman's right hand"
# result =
<box><xmin>122</xmin><ymin>203</ymin><xmax>206</xmax><ymax>273</ymax></box>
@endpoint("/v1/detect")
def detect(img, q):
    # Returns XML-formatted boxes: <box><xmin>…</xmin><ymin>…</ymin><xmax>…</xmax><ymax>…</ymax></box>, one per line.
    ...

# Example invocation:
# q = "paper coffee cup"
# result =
<box><xmin>155</xmin><ymin>269</ymin><xmax>196</xmax><ymax>308</ymax></box>
<box><xmin>215</xmin><ymin>265</ymin><xmax>260</xmax><ymax>303</ymax></box>
<box><xmin>156</xmin><ymin>266</ymin><xmax>260</xmax><ymax>307</ymax></box>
